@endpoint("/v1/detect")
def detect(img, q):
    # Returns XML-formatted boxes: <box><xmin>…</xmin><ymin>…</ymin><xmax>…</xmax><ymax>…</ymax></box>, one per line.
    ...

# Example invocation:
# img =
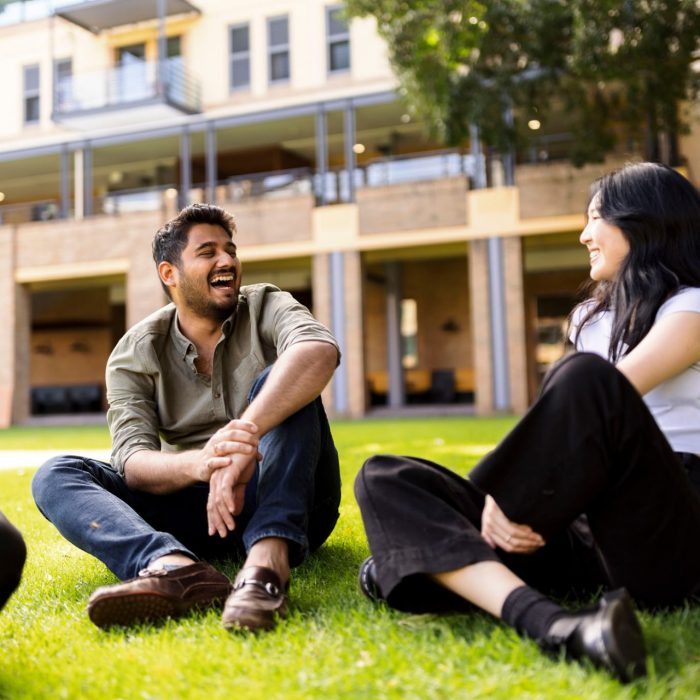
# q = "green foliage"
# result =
<box><xmin>345</xmin><ymin>0</ymin><xmax>700</xmax><ymax>165</ymax></box>
<box><xmin>0</xmin><ymin>417</ymin><xmax>699</xmax><ymax>698</ymax></box>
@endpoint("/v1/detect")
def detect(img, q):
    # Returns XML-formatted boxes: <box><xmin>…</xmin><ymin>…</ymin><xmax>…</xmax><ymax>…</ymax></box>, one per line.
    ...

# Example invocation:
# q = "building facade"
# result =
<box><xmin>1</xmin><ymin>0</ymin><xmax>699</xmax><ymax>426</ymax></box>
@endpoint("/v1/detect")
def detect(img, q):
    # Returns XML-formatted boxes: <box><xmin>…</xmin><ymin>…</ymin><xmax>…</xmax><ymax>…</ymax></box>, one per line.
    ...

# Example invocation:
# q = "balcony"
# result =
<box><xmin>53</xmin><ymin>59</ymin><xmax>201</xmax><ymax>130</ymax></box>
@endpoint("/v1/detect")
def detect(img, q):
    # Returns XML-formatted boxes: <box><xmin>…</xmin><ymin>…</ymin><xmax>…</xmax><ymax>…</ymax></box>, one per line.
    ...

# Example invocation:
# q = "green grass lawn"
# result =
<box><xmin>0</xmin><ymin>417</ymin><xmax>698</xmax><ymax>699</ymax></box>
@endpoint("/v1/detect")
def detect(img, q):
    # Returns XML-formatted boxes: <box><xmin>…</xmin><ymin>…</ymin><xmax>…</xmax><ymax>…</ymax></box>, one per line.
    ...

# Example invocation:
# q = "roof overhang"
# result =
<box><xmin>57</xmin><ymin>0</ymin><xmax>200</xmax><ymax>33</ymax></box>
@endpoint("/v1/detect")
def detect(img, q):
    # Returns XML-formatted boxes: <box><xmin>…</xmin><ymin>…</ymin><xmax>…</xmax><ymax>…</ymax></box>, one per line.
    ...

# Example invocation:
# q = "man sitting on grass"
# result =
<box><xmin>32</xmin><ymin>203</ymin><xmax>341</xmax><ymax>632</ymax></box>
<box><xmin>0</xmin><ymin>511</ymin><xmax>25</xmax><ymax>611</ymax></box>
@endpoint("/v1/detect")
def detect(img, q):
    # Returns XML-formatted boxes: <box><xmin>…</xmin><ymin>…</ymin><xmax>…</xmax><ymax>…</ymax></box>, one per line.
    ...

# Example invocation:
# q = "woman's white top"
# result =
<box><xmin>572</xmin><ymin>286</ymin><xmax>700</xmax><ymax>454</ymax></box>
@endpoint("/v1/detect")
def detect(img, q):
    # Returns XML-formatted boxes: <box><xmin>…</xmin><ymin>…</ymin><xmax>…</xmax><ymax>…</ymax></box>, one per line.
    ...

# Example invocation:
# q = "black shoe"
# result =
<box><xmin>358</xmin><ymin>556</ymin><xmax>383</xmax><ymax>603</ymax></box>
<box><xmin>543</xmin><ymin>588</ymin><xmax>647</xmax><ymax>683</ymax></box>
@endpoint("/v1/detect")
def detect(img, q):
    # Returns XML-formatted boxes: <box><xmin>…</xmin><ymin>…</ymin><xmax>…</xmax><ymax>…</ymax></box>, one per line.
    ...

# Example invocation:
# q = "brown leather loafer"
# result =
<box><xmin>221</xmin><ymin>566</ymin><xmax>288</xmax><ymax>632</ymax></box>
<box><xmin>87</xmin><ymin>562</ymin><xmax>232</xmax><ymax>629</ymax></box>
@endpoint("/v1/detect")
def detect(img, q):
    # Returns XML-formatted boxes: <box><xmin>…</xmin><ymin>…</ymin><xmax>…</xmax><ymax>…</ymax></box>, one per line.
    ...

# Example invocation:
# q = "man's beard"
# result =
<box><xmin>178</xmin><ymin>273</ymin><xmax>238</xmax><ymax>323</ymax></box>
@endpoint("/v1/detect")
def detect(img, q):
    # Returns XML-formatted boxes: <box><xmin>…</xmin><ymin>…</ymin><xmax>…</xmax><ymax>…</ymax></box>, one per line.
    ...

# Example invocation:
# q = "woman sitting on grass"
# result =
<box><xmin>355</xmin><ymin>161</ymin><xmax>700</xmax><ymax>683</ymax></box>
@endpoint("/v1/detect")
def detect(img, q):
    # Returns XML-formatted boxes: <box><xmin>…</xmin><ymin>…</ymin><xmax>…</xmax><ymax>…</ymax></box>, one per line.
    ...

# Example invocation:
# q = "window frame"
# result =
<box><xmin>228</xmin><ymin>22</ymin><xmax>251</xmax><ymax>92</ymax></box>
<box><xmin>267</xmin><ymin>14</ymin><xmax>290</xmax><ymax>85</ymax></box>
<box><xmin>326</xmin><ymin>4</ymin><xmax>350</xmax><ymax>74</ymax></box>
<box><xmin>23</xmin><ymin>63</ymin><xmax>40</xmax><ymax>125</ymax></box>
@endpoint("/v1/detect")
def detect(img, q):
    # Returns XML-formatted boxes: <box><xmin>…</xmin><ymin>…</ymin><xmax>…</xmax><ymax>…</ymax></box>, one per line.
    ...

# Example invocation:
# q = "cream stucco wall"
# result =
<box><xmin>0</xmin><ymin>1</ymin><xmax>395</xmax><ymax>148</ymax></box>
<box><xmin>0</xmin><ymin>17</ymin><xmax>110</xmax><ymax>141</ymax></box>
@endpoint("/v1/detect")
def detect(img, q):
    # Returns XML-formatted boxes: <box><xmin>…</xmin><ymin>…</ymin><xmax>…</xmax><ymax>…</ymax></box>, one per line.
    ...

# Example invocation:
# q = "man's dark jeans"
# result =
<box><xmin>32</xmin><ymin>366</ymin><xmax>341</xmax><ymax>580</ymax></box>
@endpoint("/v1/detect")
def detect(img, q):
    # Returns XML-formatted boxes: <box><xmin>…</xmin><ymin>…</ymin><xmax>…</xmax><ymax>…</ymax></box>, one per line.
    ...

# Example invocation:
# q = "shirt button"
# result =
<box><xmin>214</xmin><ymin>392</ymin><xmax>221</xmax><ymax>399</ymax></box>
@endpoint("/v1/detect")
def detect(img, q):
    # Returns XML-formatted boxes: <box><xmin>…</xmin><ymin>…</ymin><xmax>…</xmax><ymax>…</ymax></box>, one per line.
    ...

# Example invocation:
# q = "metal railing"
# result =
<box><xmin>225</xmin><ymin>167</ymin><xmax>314</xmax><ymax>202</ymax></box>
<box><xmin>94</xmin><ymin>184</ymin><xmax>175</xmax><ymax>216</ymax></box>
<box><xmin>363</xmin><ymin>149</ymin><xmax>484</xmax><ymax>187</ymax></box>
<box><xmin>0</xmin><ymin>148</ymin><xmax>484</xmax><ymax>223</ymax></box>
<box><xmin>0</xmin><ymin>199</ymin><xmax>61</xmax><ymax>225</ymax></box>
<box><xmin>54</xmin><ymin>58</ymin><xmax>202</xmax><ymax>116</ymax></box>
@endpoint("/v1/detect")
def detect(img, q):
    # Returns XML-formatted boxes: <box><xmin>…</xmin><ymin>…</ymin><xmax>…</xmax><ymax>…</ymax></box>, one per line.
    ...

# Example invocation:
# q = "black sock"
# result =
<box><xmin>501</xmin><ymin>585</ymin><xmax>567</xmax><ymax>640</ymax></box>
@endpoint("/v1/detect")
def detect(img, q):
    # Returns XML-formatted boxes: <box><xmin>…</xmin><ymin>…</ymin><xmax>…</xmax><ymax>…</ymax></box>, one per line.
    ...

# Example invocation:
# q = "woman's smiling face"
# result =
<box><xmin>580</xmin><ymin>193</ymin><xmax>630</xmax><ymax>281</ymax></box>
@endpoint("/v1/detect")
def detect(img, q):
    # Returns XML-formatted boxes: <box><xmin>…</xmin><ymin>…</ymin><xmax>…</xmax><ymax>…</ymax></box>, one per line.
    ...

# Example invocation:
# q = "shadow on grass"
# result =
<box><xmin>0</xmin><ymin>672</ymin><xmax>14</xmax><ymax>700</ymax></box>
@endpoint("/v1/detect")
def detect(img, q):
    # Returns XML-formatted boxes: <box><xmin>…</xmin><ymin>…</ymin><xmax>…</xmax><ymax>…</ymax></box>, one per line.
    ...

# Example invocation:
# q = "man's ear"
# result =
<box><xmin>158</xmin><ymin>261</ymin><xmax>178</xmax><ymax>293</ymax></box>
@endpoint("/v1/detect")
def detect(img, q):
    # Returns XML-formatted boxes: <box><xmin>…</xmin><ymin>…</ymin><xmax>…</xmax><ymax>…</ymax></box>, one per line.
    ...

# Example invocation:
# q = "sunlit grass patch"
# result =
<box><xmin>0</xmin><ymin>417</ymin><xmax>697</xmax><ymax>699</ymax></box>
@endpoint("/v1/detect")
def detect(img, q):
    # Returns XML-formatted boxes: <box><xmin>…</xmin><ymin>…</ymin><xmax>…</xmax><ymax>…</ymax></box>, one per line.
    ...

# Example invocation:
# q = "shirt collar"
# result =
<box><xmin>170</xmin><ymin>302</ymin><xmax>241</xmax><ymax>358</ymax></box>
<box><xmin>171</xmin><ymin>311</ymin><xmax>195</xmax><ymax>361</ymax></box>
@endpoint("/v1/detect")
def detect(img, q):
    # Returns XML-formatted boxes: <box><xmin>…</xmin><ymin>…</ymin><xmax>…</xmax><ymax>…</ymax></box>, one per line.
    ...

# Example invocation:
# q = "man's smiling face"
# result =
<box><xmin>172</xmin><ymin>223</ymin><xmax>242</xmax><ymax>322</ymax></box>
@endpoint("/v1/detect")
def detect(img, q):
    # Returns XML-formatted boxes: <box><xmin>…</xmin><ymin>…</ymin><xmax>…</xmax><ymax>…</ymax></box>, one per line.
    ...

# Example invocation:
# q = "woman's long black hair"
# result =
<box><xmin>572</xmin><ymin>162</ymin><xmax>700</xmax><ymax>361</ymax></box>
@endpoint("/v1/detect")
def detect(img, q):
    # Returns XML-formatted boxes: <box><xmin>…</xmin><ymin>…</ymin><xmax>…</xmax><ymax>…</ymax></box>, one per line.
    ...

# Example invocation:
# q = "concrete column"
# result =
<box><xmin>156</xmin><ymin>0</ymin><xmax>167</xmax><ymax>95</ymax></box>
<box><xmin>74</xmin><ymin>149</ymin><xmax>84</xmax><ymax>220</ymax></box>
<box><xmin>329</xmin><ymin>251</ymin><xmax>348</xmax><ymax>414</ymax></box>
<box><xmin>13</xmin><ymin>283</ymin><xmax>31</xmax><ymax>424</ymax></box>
<box><xmin>126</xmin><ymin>227</ymin><xmax>167</xmax><ymax>328</ymax></box>
<box><xmin>312</xmin><ymin>250</ymin><xmax>364</xmax><ymax>417</ymax></box>
<box><xmin>312</xmin><ymin>252</ymin><xmax>335</xmax><ymax>412</ymax></box>
<box><xmin>487</xmin><ymin>236</ymin><xmax>510</xmax><ymax>411</ymax></box>
<box><xmin>0</xmin><ymin>227</ymin><xmax>16</xmax><ymax>426</ymax></box>
<box><xmin>468</xmin><ymin>239</ymin><xmax>494</xmax><ymax>414</ymax></box>
<box><xmin>59</xmin><ymin>144</ymin><xmax>70</xmax><ymax>219</ymax></box>
<box><xmin>503</xmin><ymin>236</ymin><xmax>529</xmax><ymax>413</ymax></box>
<box><xmin>205</xmin><ymin>123</ymin><xmax>217</xmax><ymax>203</ymax></box>
<box><xmin>179</xmin><ymin>127</ymin><xmax>192</xmax><ymax>210</ymax></box>
<box><xmin>311</xmin><ymin>203</ymin><xmax>362</xmax><ymax>415</ymax></box>
<box><xmin>0</xmin><ymin>226</ymin><xmax>31</xmax><ymax>426</ymax></box>
<box><xmin>83</xmin><ymin>143</ymin><xmax>93</xmax><ymax>217</ymax></box>
<box><xmin>315</xmin><ymin>107</ymin><xmax>328</xmax><ymax>205</ymax></box>
<box><xmin>343</xmin><ymin>103</ymin><xmax>356</xmax><ymax>203</ymax></box>
<box><xmin>343</xmin><ymin>250</ymin><xmax>365</xmax><ymax>417</ymax></box>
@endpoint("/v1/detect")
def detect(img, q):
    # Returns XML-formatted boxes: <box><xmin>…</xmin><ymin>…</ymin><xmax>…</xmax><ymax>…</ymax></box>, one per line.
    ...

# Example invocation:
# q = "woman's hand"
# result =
<box><xmin>481</xmin><ymin>495</ymin><xmax>545</xmax><ymax>554</ymax></box>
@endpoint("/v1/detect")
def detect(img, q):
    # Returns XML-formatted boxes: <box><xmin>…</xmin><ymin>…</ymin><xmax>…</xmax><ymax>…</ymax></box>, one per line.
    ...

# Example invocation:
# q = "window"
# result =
<box><xmin>400</xmin><ymin>298</ymin><xmax>418</xmax><ymax>369</ymax></box>
<box><xmin>326</xmin><ymin>5</ymin><xmax>350</xmax><ymax>73</ymax></box>
<box><xmin>229</xmin><ymin>23</ymin><xmax>250</xmax><ymax>90</ymax></box>
<box><xmin>53</xmin><ymin>58</ymin><xmax>72</xmax><ymax>111</ymax></box>
<box><xmin>267</xmin><ymin>15</ymin><xmax>289</xmax><ymax>84</ymax></box>
<box><xmin>167</xmin><ymin>36</ymin><xmax>181</xmax><ymax>59</ymax></box>
<box><xmin>23</xmin><ymin>64</ymin><xmax>40</xmax><ymax>124</ymax></box>
<box><xmin>116</xmin><ymin>43</ymin><xmax>147</xmax><ymax>101</ymax></box>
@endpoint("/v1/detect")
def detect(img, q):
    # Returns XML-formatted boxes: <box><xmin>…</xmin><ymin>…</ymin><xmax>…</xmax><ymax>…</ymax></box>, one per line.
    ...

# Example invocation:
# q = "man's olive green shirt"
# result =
<box><xmin>106</xmin><ymin>283</ymin><xmax>339</xmax><ymax>475</ymax></box>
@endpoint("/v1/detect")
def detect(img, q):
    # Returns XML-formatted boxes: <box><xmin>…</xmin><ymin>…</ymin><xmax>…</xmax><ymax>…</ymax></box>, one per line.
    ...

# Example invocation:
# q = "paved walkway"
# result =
<box><xmin>0</xmin><ymin>450</ymin><xmax>111</xmax><ymax>470</ymax></box>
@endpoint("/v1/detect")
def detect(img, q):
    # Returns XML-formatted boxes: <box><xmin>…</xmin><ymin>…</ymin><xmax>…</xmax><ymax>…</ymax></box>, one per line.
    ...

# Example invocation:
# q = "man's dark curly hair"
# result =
<box><xmin>152</xmin><ymin>203</ymin><xmax>236</xmax><ymax>297</ymax></box>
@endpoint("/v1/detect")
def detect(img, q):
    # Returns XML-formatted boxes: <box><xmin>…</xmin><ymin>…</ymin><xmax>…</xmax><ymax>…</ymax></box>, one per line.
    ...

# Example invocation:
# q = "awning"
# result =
<box><xmin>57</xmin><ymin>0</ymin><xmax>200</xmax><ymax>33</ymax></box>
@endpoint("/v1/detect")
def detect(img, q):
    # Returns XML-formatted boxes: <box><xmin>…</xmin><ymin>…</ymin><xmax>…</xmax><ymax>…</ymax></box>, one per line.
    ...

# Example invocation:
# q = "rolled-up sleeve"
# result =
<box><xmin>106</xmin><ymin>338</ymin><xmax>162</xmax><ymax>476</ymax></box>
<box><xmin>256</xmin><ymin>289</ymin><xmax>340</xmax><ymax>362</ymax></box>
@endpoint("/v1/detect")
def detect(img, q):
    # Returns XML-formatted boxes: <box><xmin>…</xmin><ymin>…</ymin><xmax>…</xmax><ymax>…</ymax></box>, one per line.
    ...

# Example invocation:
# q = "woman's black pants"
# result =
<box><xmin>0</xmin><ymin>511</ymin><xmax>26</xmax><ymax>611</ymax></box>
<box><xmin>355</xmin><ymin>353</ymin><xmax>700</xmax><ymax>612</ymax></box>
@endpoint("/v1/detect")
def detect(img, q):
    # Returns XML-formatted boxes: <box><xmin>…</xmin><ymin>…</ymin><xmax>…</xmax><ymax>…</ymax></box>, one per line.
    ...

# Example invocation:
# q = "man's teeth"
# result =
<box><xmin>210</xmin><ymin>274</ymin><xmax>234</xmax><ymax>285</ymax></box>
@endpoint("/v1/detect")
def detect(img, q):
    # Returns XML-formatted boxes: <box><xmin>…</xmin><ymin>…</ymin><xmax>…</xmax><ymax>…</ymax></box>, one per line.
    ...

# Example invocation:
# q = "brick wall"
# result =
<box><xmin>224</xmin><ymin>194</ymin><xmax>315</xmax><ymax>246</ymax></box>
<box><xmin>364</xmin><ymin>256</ymin><xmax>472</xmax><ymax>374</ymax></box>
<box><xmin>357</xmin><ymin>178</ymin><xmax>468</xmax><ymax>235</ymax></box>
<box><xmin>517</xmin><ymin>160</ymin><xmax>630</xmax><ymax>219</ymax></box>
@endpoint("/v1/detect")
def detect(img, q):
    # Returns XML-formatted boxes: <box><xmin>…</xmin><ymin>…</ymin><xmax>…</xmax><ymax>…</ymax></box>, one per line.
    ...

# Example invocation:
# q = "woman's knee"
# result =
<box><xmin>354</xmin><ymin>455</ymin><xmax>395</xmax><ymax>505</ymax></box>
<box><xmin>542</xmin><ymin>352</ymin><xmax>625</xmax><ymax>397</ymax></box>
<box><xmin>354</xmin><ymin>454</ymin><xmax>438</xmax><ymax>506</ymax></box>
